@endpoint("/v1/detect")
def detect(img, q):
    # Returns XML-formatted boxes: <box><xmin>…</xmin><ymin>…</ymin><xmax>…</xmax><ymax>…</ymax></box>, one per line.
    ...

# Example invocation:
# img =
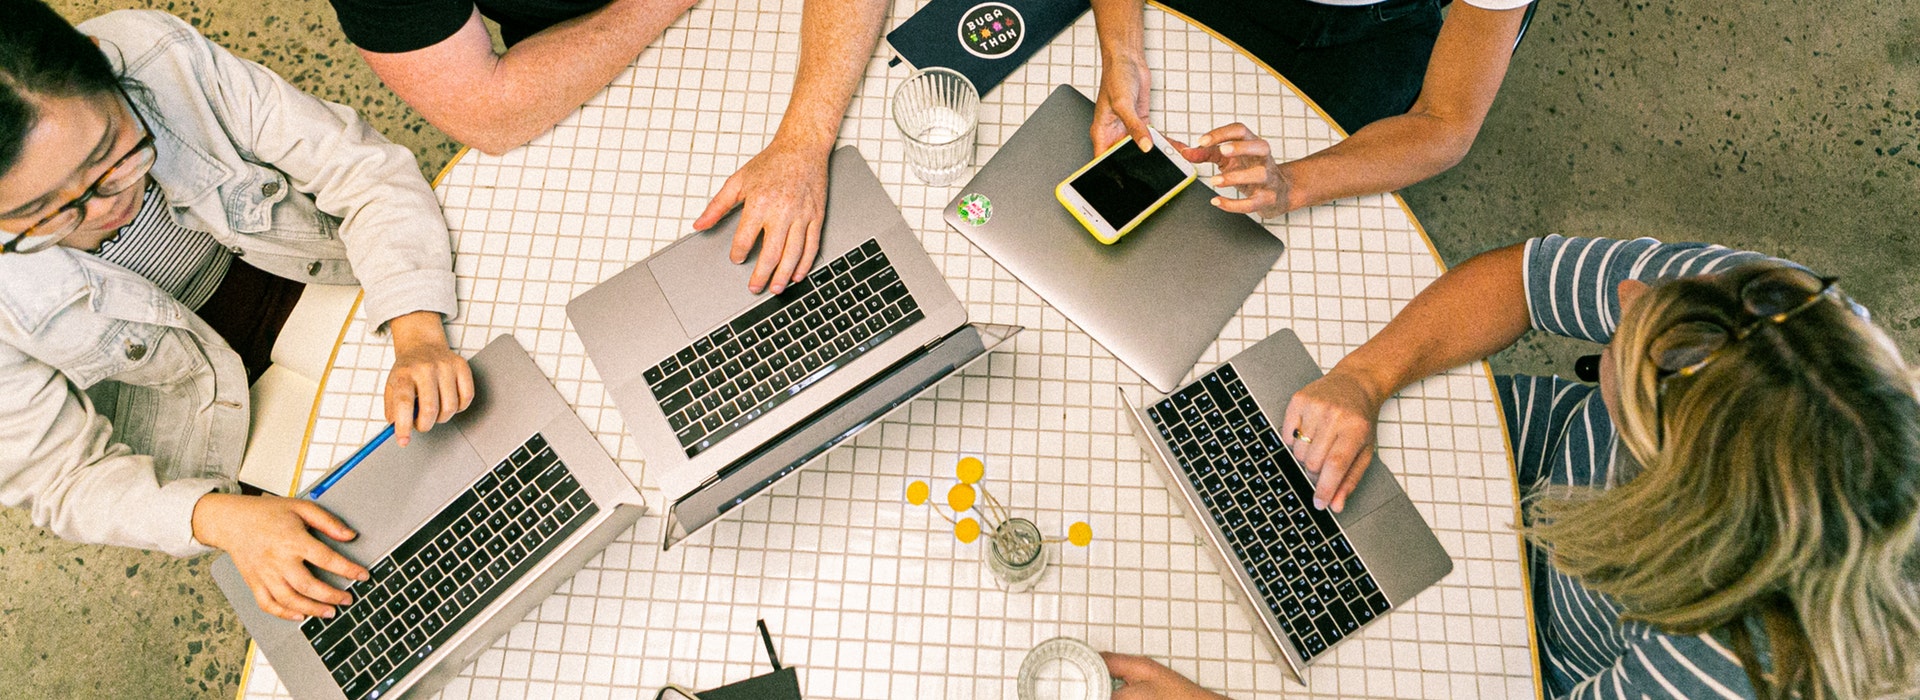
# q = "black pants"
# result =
<box><xmin>1159</xmin><ymin>0</ymin><xmax>1444</xmax><ymax>133</ymax></box>
<box><xmin>197</xmin><ymin>259</ymin><xmax>305</xmax><ymax>385</ymax></box>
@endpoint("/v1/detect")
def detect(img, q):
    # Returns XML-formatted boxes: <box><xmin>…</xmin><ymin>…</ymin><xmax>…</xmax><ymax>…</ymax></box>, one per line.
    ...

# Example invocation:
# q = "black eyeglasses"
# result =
<box><xmin>1</xmin><ymin>90</ymin><xmax>156</xmax><ymax>254</ymax></box>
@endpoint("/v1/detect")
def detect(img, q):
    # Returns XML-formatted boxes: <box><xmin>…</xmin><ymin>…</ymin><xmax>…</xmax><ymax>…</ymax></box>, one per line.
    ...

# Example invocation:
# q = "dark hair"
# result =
<box><xmin>0</xmin><ymin>0</ymin><xmax>120</xmax><ymax>179</ymax></box>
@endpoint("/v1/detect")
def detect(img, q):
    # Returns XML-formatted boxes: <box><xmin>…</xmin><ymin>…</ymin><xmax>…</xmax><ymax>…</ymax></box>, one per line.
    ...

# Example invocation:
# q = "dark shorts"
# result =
<box><xmin>1159</xmin><ymin>0</ymin><xmax>1445</xmax><ymax>133</ymax></box>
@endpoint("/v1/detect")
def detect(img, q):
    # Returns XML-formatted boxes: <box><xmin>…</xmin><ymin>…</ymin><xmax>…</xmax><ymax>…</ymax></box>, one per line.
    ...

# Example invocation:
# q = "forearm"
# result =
<box><xmin>1276</xmin><ymin>110</ymin><xmax>1477</xmax><ymax>211</ymax></box>
<box><xmin>1092</xmin><ymin>0</ymin><xmax>1147</xmax><ymax>64</ymax></box>
<box><xmin>406</xmin><ymin>0</ymin><xmax>688</xmax><ymax>154</ymax></box>
<box><xmin>768</xmin><ymin>0</ymin><xmax>890</xmax><ymax>153</ymax></box>
<box><xmin>1332</xmin><ymin>243</ymin><xmax>1530</xmax><ymax>403</ymax></box>
<box><xmin>1276</xmin><ymin>3</ymin><xmax>1523</xmax><ymax>211</ymax></box>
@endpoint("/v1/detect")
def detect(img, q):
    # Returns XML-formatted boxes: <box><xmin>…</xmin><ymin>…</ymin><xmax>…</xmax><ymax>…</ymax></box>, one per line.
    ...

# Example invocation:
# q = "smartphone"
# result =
<box><xmin>1055</xmin><ymin>128</ymin><xmax>1199</xmax><ymax>244</ymax></box>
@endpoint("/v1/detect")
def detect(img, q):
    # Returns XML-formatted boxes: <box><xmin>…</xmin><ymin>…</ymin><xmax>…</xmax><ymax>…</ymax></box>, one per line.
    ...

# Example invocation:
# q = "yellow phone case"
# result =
<box><xmin>1055</xmin><ymin>138</ymin><xmax>1198</xmax><ymax>245</ymax></box>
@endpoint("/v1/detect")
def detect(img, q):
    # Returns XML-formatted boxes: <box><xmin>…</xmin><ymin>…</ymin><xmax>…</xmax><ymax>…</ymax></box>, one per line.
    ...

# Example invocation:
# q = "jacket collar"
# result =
<box><xmin>123</xmin><ymin>82</ymin><xmax>231</xmax><ymax>208</ymax></box>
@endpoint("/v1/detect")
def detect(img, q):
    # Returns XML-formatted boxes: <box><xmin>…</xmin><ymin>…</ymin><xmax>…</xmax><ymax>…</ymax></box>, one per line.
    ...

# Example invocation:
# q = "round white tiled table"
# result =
<box><xmin>240</xmin><ymin>1</ymin><xmax>1539</xmax><ymax>697</ymax></box>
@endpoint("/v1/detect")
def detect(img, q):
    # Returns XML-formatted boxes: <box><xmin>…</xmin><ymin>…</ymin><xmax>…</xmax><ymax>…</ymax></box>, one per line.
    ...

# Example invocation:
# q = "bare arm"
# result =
<box><xmin>357</xmin><ymin>0</ymin><xmax>694</xmax><ymax>155</ymax></box>
<box><xmin>1089</xmin><ymin>0</ymin><xmax>1151</xmax><ymax>152</ymax></box>
<box><xmin>1283</xmin><ymin>242</ymin><xmax>1531</xmax><ymax>512</ymax></box>
<box><xmin>1275</xmin><ymin>4</ymin><xmax>1528</xmax><ymax>211</ymax></box>
<box><xmin>692</xmin><ymin>0</ymin><xmax>890</xmax><ymax>294</ymax></box>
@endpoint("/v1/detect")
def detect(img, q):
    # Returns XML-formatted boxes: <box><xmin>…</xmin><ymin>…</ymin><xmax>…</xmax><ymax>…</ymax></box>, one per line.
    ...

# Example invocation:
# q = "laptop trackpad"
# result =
<box><xmin>647</xmin><ymin>219</ymin><xmax>767</xmax><ymax>338</ymax></box>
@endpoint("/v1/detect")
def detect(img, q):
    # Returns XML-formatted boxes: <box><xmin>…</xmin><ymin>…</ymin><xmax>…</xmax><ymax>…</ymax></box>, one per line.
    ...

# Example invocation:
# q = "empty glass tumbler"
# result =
<box><xmin>891</xmin><ymin>67</ymin><xmax>980</xmax><ymax>185</ymax></box>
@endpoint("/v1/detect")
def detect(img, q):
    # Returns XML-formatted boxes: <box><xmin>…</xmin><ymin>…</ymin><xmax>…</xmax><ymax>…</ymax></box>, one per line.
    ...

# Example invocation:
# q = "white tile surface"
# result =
<box><xmin>243</xmin><ymin>1</ymin><xmax>1534</xmax><ymax>698</ymax></box>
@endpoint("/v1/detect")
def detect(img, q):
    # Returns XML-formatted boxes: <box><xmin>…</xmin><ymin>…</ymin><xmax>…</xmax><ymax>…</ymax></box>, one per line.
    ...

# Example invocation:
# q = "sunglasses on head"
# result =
<box><xmin>1573</xmin><ymin>267</ymin><xmax>1854</xmax><ymax>384</ymax></box>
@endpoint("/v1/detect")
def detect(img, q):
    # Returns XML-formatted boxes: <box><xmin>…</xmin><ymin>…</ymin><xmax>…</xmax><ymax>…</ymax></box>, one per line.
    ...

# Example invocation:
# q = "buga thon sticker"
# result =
<box><xmin>957</xmin><ymin>2</ymin><xmax>1024</xmax><ymax>59</ymax></box>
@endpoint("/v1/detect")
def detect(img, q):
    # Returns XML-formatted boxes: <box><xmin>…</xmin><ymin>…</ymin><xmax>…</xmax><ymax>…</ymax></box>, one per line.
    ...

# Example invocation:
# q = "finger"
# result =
<box><xmin>1111</xmin><ymin>106</ymin><xmax>1153</xmax><ymax>151</ymax></box>
<box><xmin>769</xmin><ymin>220</ymin><xmax>808</xmax><ymax>294</ymax></box>
<box><xmin>1210</xmin><ymin>190</ymin><xmax>1277</xmax><ymax>215</ymax></box>
<box><xmin>455</xmin><ymin>359</ymin><xmax>476</xmax><ymax>412</ymax></box>
<box><xmin>270</xmin><ymin>579</ymin><xmax>337</xmax><ymax>620</ymax></box>
<box><xmin>249</xmin><ymin>582</ymin><xmax>299</xmax><ymax>622</ymax></box>
<box><xmin>288</xmin><ymin>566</ymin><xmax>354</xmax><ymax>607</ymax></box>
<box><xmin>1308</xmin><ymin>458</ymin><xmax>1347</xmax><ymax>511</ymax></box>
<box><xmin>695</xmin><ymin>173</ymin><xmax>745</xmax><ymax>232</ymax></box>
<box><xmin>1196</xmin><ymin>122</ymin><xmax>1256</xmax><ymax>148</ymax></box>
<box><xmin>435</xmin><ymin>365</ymin><xmax>460</xmax><ymax>423</ymax></box>
<box><xmin>303</xmin><ymin>537</ymin><xmax>371</xmax><ymax>584</ymax></box>
<box><xmin>1214</xmin><ymin>137</ymin><xmax>1271</xmax><ymax>161</ymax></box>
<box><xmin>1209</xmin><ymin>165</ymin><xmax>1273</xmax><ymax>189</ymax></box>
<box><xmin>1331</xmin><ymin>444</ymin><xmax>1376</xmax><ymax>513</ymax></box>
<box><xmin>294</xmin><ymin>500</ymin><xmax>360</xmax><ymax>543</ymax></box>
<box><xmin>1101</xmin><ymin>652</ymin><xmax>1164</xmax><ymax>683</ymax></box>
<box><xmin>731</xmin><ymin>209</ymin><xmax>768</xmax><ymax>271</ymax></box>
<box><xmin>385</xmin><ymin>383</ymin><xmax>416</xmax><ymax>447</ymax></box>
<box><xmin>411</xmin><ymin>375</ymin><xmax>439</xmax><ymax>433</ymax></box>
<box><xmin>793</xmin><ymin>217</ymin><xmax>822</xmax><ymax>284</ymax></box>
<box><xmin>746</xmin><ymin>216</ymin><xmax>784</xmax><ymax>294</ymax></box>
<box><xmin>1280</xmin><ymin>401</ymin><xmax>1308</xmax><ymax>452</ymax></box>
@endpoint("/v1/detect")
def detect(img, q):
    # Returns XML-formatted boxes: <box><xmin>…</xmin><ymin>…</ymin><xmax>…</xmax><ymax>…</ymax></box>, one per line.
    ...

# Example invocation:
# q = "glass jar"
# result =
<box><xmin>985</xmin><ymin>517</ymin><xmax>1049</xmax><ymax>592</ymax></box>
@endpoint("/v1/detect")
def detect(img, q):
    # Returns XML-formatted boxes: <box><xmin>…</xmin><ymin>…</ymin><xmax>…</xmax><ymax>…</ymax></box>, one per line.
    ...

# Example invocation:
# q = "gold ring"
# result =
<box><xmin>1292</xmin><ymin>429</ymin><xmax>1312</xmax><ymax>445</ymax></box>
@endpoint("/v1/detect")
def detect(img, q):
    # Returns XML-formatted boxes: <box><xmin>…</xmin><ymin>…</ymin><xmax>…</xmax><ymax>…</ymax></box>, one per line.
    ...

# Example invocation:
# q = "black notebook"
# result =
<box><xmin>886</xmin><ymin>0</ymin><xmax>1089</xmax><ymax>96</ymax></box>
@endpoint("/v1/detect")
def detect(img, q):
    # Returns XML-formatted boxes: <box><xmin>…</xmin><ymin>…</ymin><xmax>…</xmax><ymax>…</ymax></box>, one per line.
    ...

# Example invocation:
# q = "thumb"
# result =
<box><xmin>294</xmin><ymin>501</ymin><xmax>357</xmax><ymax>542</ymax></box>
<box><xmin>1102</xmin><ymin>652</ymin><xmax>1163</xmax><ymax>683</ymax></box>
<box><xmin>1123</xmin><ymin>114</ymin><xmax>1153</xmax><ymax>152</ymax></box>
<box><xmin>694</xmin><ymin>174</ymin><xmax>746</xmax><ymax>231</ymax></box>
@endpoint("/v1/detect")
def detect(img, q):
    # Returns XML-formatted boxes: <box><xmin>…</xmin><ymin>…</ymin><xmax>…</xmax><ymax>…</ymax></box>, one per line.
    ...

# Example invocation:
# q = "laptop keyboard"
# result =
<box><xmin>1145</xmin><ymin>364</ymin><xmax>1391</xmax><ymax>662</ymax></box>
<box><xmin>643</xmin><ymin>238</ymin><xmax>925</xmax><ymax>458</ymax></box>
<box><xmin>298</xmin><ymin>433</ymin><xmax>600</xmax><ymax>700</ymax></box>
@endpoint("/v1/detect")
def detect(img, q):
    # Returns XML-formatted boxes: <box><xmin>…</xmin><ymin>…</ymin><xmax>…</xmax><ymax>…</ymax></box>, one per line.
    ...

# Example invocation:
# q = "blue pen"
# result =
<box><xmin>307</xmin><ymin>424</ymin><xmax>395</xmax><ymax>500</ymax></box>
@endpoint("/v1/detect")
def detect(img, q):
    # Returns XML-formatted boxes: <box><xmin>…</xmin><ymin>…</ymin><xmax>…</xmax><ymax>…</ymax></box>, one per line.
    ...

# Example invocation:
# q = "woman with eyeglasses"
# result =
<box><xmin>1104</xmin><ymin>236</ymin><xmax>1920</xmax><ymax>698</ymax></box>
<box><xmin>0</xmin><ymin>0</ymin><xmax>474</xmax><ymax>623</ymax></box>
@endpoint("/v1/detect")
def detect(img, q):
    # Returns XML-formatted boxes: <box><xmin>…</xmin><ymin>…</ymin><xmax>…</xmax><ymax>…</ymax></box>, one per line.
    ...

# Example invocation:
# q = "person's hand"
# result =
<box><xmin>1105</xmin><ymin>652</ymin><xmax>1231</xmax><ymax>700</ymax></box>
<box><xmin>1092</xmin><ymin>50</ymin><xmax>1153</xmax><ymax>153</ymax></box>
<box><xmin>1176</xmin><ymin>123</ymin><xmax>1295</xmax><ymax>219</ymax></box>
<box><xmin>192</xmin><ymin>492</ymin><xmax>370</xmax><ymax>621</ymax></box>
<box><xmin>1279</xmin><ymin>369</ymin><xmax>1387</xmax><ymax>513</ymax></box>
<box><xmin>384</xmin><ymin>311</ymin><xmax>474</xmax><ymax>447</ymax></box>
<box><xmin>693</xmin><ymin>137</ymin><xmax>831</xmax><ymax>295</ymax></box>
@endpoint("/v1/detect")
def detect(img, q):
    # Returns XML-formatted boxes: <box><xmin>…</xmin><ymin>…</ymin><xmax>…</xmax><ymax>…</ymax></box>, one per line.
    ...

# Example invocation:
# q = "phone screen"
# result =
<box><xmin>1069</xmin><ymin>141</ymin><xmax>1190</xmax><ymax>228</ymax></box>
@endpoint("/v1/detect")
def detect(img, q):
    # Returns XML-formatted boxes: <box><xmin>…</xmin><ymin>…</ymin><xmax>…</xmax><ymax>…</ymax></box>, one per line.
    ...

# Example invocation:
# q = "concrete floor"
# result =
<box><xmin>6</xmin><ymin>0</ymin><xmax>1915</xmax><ymax>696</ymax></box>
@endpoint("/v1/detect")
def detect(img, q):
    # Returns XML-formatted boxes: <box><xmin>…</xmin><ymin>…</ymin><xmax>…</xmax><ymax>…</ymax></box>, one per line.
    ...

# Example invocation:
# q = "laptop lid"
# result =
<box><xmin>568</xmin><ymin>147</ymin><xmax>970</xmax><ymax>501</ymax></box>
<box><xmin>944</xmin><ymin>85</ymin><xmax>1285</xmax><ymax>393</ymax></box>
<box><xmin>664</xmin><ymin>323</ymin><xmax>1021</xmax><ymax>548</ymax></box>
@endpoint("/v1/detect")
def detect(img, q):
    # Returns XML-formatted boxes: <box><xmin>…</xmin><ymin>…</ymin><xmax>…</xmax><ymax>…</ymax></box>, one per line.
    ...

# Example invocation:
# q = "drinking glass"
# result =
<box><xmin>1017</xmin><ymin>637</ymin><xmax>1113</xmax><ymax>700</ymax></box>
<box><xmin>891</xmin><ymin>67</ymin><xmax>979</xmax><ymax>185</ymax></box>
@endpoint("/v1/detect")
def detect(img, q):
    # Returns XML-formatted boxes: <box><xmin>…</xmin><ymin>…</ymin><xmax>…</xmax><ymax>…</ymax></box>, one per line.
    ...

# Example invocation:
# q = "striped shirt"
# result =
<box><xmin>93</xmin><ymin>182</ymin><xmax>232</xmax><ymax>311</ymax></box>
<box><xmin>1498</xmin><ymin>236</ymin><xmax>1777</xmax><ymax>698</ymax></box>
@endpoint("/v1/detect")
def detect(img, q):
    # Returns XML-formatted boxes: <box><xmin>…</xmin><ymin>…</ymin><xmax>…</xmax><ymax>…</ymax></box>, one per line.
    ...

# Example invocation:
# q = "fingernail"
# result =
<box><xmin>322</xmin><ymin>609</ymin><xmax>335</xmax><ymax>619</ymax></box>
<box><xmin>1197</xmin><ymin>136</ymin><xmax>1212</xmax><ymax>147</ymax></box>
<box><xmin>1220</xmin><ymin>144</ymin><xmax>1233</xmax><ymax>155</ymax></box>
<box><xmin>1312</xmin><ymin>497</ymin><xmax>1327</xmax><ymax>510</ymax></box>
<box><xmin>1211</xmin><ymin>197</ymin><xmax>1224</xmax><ymax>206</ymax></box>
<box><xmin>1206</xmin><ymin>176</ymin><xmax>1222</xmax><ymax>187</ymax></box>
<box><xmin>771</xmin><ymin>284</ymin><xmax>785</xmax><ymax>294</ymax></box>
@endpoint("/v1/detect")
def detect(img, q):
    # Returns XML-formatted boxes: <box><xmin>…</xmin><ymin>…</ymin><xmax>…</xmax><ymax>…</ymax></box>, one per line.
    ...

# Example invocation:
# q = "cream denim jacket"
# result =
<box><xmin>0</xmin><ymin>11</ymin><xmax>456</xmax><ymax>557</ymax></box>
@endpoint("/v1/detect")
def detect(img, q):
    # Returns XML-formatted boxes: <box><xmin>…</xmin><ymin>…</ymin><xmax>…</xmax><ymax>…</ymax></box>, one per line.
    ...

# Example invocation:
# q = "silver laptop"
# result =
<box><xmin>213</xmin><ymin>335</ymin><xmax>648</xmax><ymax>700</ymax></box>
<box><xmin>568</xmin><ymin>146</ymin><xmax>1017</xmax><ymax>548</ymax></box>
<box><xmin>945</xmin><ymin>84</ymin><xmax>1285</xmax><ymax>393</ymax></box>
<box><xmin>1119</xmin><ymin>329</ymin><xmax>1452</xmax><ymax>682</ymax></box>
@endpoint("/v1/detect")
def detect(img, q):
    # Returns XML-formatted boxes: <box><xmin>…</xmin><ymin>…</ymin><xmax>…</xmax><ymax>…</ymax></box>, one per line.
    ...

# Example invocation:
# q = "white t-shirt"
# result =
<box><xmin>1309</xmin><ymin>0</ymin><xmax>1533</xmax><ymax>10</ymax></box>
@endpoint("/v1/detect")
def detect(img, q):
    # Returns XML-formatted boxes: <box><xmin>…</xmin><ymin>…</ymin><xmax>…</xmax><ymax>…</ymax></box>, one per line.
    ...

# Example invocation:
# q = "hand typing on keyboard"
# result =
<box><xmin>1278</xmin><ymin>369</ymin><xmax>1385</xmax><ymax>514</ymax></box>
<box><xmin>191</xmin><ymin>493</ymin><xmax>370</xmax><ymax>621</ymax></box>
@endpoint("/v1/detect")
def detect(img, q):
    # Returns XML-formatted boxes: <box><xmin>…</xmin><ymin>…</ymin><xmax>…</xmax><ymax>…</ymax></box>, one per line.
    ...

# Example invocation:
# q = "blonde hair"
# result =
<box><xmin>1526</xmin><ymin>261</ymin><xmax>1920</xmax><ymax>699</ymax></box>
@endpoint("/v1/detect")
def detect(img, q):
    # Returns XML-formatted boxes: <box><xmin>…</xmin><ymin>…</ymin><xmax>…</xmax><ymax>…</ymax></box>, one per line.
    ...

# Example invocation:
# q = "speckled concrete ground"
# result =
<box><xmin>9</xmin><ymin>0</ymin><xmax>1917</xmax><ymax>697</ymax></box>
